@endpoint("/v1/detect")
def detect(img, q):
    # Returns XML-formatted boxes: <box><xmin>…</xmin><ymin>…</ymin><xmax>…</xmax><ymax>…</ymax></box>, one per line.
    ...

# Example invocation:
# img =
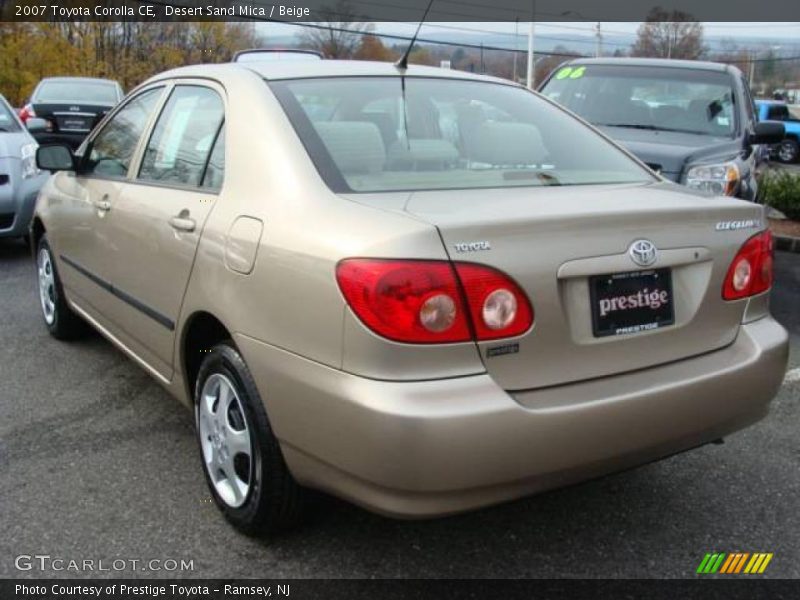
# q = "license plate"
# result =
<box><xmin>589</xmin><ymin>268</ymin><xmax>674</xmax><ymax>337</ymax></box>
<box><xmin>59</xmin><ymin>117</ymin><xmax>89</xmax><ymax>130</ymax></box>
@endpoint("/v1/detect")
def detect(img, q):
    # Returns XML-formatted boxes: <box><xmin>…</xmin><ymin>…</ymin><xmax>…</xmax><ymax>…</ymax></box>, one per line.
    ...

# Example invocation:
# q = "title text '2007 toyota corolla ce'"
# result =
<box><xmin>30</xmin><ymin>61</ymin><xmax>789</xmax><ymax>535</ymax></box>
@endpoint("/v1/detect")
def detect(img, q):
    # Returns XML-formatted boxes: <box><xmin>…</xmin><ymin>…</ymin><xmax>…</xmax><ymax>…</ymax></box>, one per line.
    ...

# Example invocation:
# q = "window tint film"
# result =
<box><xmin>139</xmin><ymin>86</ymin><xmax>224</xmax><ymax>187</ymax></box>
<box><xmin>541</xmin><ymin>65</ymin><xmax>737</xmax><ymax>138</ymax></box>
<box><xmin>271</xmin><ymin>77</ymin><xmax>653</xmax><ymax>193</ymax></box>
<box><xmin>85</xmin><ymin>87</ymin><xmax>163</xmax><ymax>178</ymax></box>
<box><xmin>201</xmin><ymin>125</ymin><xmax>225</xmax><ymax>191</ymax></box>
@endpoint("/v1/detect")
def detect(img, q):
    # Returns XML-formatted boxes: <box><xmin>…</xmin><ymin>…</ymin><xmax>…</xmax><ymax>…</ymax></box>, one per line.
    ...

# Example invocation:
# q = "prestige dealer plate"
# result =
<box><xmin>590</xmin><ymin>268</ymin><xmax>675</xmax><ymax>337</ymax></box>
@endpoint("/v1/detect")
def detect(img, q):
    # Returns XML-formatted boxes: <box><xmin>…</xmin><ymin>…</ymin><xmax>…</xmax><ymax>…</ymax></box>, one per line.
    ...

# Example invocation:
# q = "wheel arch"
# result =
<box><xmin>181</xmin><ymin>311</ymin><xmax>236</xmax><ymax>401</ymax></box>
<box><xmin>30</xmin><ymin>216</ymin><xmax>46</xmax><ymax>254</ymax></box>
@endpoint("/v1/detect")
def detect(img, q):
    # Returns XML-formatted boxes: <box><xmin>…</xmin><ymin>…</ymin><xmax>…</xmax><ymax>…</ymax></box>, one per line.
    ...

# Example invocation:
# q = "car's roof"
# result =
<box><xmin>755</xmin><ymin>99</ymin><xmax>786</xmax><ymax>105</ymax></box>
<box><xmin>146</xmin><ymin>60</ymin><xmax>516</xmax><ymax>86</ymax></box>
<box><xmin>562</xmin><ymin>57</ymin><xmax>733</xmax><ymax>73</ymax></box>
<box><xmin>38</xmin><ymin>76</ymin><xmax>119</xmax><ymax>85</ymax></box>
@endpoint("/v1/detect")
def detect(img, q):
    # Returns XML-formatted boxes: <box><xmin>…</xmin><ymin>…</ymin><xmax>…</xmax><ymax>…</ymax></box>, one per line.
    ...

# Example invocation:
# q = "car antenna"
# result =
<box><xmin>395</xmin><ymin>0</ymin><xmax>435</xmax><ymax>71</ymax></box>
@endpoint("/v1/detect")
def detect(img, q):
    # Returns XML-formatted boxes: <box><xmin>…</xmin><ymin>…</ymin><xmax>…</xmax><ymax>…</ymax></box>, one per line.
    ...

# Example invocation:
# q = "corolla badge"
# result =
<box><xmin>629</xmin><ymin>239</ymin><xmax>658</xmax><ymax>267</ymax></box>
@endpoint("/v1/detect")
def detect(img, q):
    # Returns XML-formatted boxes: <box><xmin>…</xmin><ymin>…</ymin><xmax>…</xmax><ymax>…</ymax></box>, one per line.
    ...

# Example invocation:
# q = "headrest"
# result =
<box><xmin>467</xmin><ymin>122</ymin><xmax>547</xmax><ymax>166</ymax></box>
<box><xmin>313</xmin><ymin>121</ymin><xmax>385</xmax><ymax>174</ymax></box>
<box><xmin>387</xmin><ymin>139</ymin><xmax>459</xmax><ymax>167</ymax></box>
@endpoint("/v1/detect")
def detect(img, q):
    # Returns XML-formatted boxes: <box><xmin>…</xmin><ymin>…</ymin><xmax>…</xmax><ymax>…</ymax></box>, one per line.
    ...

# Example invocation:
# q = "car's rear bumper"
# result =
<box><xmin>236</xmin><ymin>316</ymin><xmax>788</xmax><ymax>518</ymax></box>
<box><xmin>31</xmin><ymin>131</ymin><xmax>88</xmax><ymax>150</ymax></box>
<box><xmin>0</xmin><ymin>172</ymin><xmax>47</xmax><ymax>238</ymax></box>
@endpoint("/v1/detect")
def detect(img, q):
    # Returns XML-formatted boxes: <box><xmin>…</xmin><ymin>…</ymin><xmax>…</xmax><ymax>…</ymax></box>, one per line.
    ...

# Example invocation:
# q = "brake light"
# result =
<box><xmin>18</xmin><ymin>104</ymin><xmax>35</xmax><ymax>124</ymax></box>
<box><xmin>722</xmin><ymin>230</ymin><xmax>773</xmax><ymax>300</ymax></box>
<box><xmin>336</xmin><ymin>259</ymin><xmax>533</xmax><ymax>344</ymax></box>
<box><xmin>454</xmin><ymin>263</ymin><xmax>534</xmax><ymax>340</ymax></box>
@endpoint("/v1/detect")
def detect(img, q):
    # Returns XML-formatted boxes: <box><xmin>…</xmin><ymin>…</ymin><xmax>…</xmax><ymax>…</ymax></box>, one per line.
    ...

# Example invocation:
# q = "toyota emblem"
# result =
<box><xmin>629</xmin><ymin>239</ymin><xmax>658</xmax><ymax>267</ymax></box>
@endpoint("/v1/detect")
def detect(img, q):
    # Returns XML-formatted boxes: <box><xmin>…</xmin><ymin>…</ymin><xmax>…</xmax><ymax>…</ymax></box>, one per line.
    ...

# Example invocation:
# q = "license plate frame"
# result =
<box><xmin>589</xmin><ymin>268</ymin><xmax>675</xmax><ymax>338</ymax></box>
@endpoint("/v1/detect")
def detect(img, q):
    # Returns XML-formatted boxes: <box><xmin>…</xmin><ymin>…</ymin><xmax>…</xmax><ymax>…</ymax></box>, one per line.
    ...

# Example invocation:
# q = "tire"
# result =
<box><xmin>194</xmin><ymin>343</ymin><xmax>306</xmax><ymax>535</ymax></box>
<box><xmin>777</xmin><ymin>139</ymin><xmax>799</xmax><ymax>164</ymax></box>
<box><xmin>36</xmin><ymin>234</ymin><xmax>85</xmax><ymax>340</ymax></box>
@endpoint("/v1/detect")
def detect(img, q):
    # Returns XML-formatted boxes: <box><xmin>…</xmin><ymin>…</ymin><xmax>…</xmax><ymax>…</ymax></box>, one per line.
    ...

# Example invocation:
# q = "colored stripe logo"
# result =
<box><xmin>697</xmin><ymin>552</ymin><xmax>773</xmax><ymax>574</ymax></box>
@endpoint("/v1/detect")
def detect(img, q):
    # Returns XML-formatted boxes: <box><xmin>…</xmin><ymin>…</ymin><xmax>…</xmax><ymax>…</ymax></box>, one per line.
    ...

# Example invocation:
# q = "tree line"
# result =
<box><xmin>0</xmin><ymin>22</ymin><xmax>258</xmax><ymax>105</ymax></box>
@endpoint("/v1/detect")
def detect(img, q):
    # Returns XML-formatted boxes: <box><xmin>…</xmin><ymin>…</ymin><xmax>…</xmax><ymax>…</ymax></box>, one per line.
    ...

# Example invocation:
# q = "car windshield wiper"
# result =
<box><xmin>596</xmin><ymin>123</ymin><xmax>708</xmax><ymax>135</ymax></box>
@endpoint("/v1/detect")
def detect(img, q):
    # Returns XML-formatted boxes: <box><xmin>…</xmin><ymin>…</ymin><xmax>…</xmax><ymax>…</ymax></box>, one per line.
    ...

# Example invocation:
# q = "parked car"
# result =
<box><xmin>31</xmin><ymin>61</ymin><xmax>788</xmax><ymax>535</ymax></box>
<box><xmin>755</xmin><ymin>99</ymin><xmax>800</xmax><ymax>163</ymax></box>
<box><xmin>233</xmin><ymin>49</ymin><xmax>323</xmax><ymax>62</ymax></box>
<box><xmin>0</xmin><ymin>94</ymin><xmax>48</xmax><ymax>240</ymax></box>
<box><xmin>539</xmin><ymin>58</ymin><xmax>784</xmax><ymax>200</ymax></box>
<box><xmin>19</xmin><ymin>77</ymin><xmax>123</xmax><ymax>149</ymax></box>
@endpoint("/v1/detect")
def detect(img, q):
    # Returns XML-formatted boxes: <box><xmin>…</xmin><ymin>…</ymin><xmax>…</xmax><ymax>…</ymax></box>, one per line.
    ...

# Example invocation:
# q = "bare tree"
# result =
<box><xmin>631</xmin><ymin>9</ymin><xmax>706</xmax><ymax>60</ymax></box>
<box><xmin>297</xmin><ymin>1</ymin><xmax>373</xmax><ymax>58</ymax></box>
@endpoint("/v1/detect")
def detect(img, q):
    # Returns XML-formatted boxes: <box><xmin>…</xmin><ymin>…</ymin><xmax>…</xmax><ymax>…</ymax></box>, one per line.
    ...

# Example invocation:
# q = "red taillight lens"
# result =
<box><xmin>18</xmin><ymin>104</ymin><xmax>35</xmax><ymax>124</ymax></box>
<box><xmin>454</xmin><ymin>263</ymin><xmax>534</xmax><ymax>340</ymax></box>
<box><xmin>336</xmin><ymin>259</ymin><xmax>471</xmax><ymax>343</ymax></box>
<box><xmin>722</xmin><ymin>230</ymin><xmax>773</xmax><ymax>301</ymax></box>
<box><xmin>336</xmin><ymin>259</ymin><xmax>534</xmax><ymax>344</ymax></box>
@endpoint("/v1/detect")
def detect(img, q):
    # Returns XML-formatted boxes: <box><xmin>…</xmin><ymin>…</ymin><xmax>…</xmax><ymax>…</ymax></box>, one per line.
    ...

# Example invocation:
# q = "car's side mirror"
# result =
<box><xmin>37</xmin><ymin>144</ymin><xmax>76</xmax><ymax>172</ymax></box>
<box><xmin>25</xmin><ymin>117</ymin><xmax>49</xmax><ymax>134</ymax></box>
<box><xmin>751</xmin><ymin>121</ymin><xmax>785</xmax><ymax>145</ymax></box>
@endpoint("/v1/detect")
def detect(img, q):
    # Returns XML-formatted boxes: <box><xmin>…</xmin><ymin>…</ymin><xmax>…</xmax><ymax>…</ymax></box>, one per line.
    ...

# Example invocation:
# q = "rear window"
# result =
<box><xmin>270</xmin><ymin>77</ymin><xmax>653</xmax><ymax>193</ymax></box>
<box><xmin>0</xmin><ymin>99</ymin><xmax>21</xmax><ymax>132</ymax></box>
<box><xmin>541</xmin><ymin>64</ymin><xmax>737</xmax><ymax>138</ymax></box>
<box><xmin>766</xmin><ymin>104</ymin><xmax>791</xmax><ymax>120</ymax></box>
<box><xmin>35</xmin><ymin>80</ymin><xmax>119</xmax><ymax>105</ymax></box>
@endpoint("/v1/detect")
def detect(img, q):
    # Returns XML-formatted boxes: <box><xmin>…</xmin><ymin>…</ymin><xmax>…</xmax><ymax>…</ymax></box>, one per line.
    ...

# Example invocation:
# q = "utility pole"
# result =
<box><xmin>513</xmin><ymin>18</ymin><xmax>519</xmax><ymax>83</ymax></box>
<box><xmin>595</xmin><ymin>22</ymin><xmax>602</xmax><ymax>57</ymax></box>
<box><xmin>526</xmin><ymin>1</ymin><xmax>536</xmax><ymax>89</ymax></box>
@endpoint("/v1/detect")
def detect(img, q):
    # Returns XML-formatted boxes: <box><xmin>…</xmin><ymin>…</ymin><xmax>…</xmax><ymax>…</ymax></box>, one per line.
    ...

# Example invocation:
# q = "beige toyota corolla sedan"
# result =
<box><xmin>31</xmin><ymin>61</ymin><xmax>789</xmax><ymax>535</ymax></box>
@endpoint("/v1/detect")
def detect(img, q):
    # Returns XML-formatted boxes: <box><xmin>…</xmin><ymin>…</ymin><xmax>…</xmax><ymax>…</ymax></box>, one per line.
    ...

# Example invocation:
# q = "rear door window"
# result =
<box><xmin>201</xmin><ymin>125</ymin><xmax>225</xmax><ymax>191</ymax></box>
<box><xmin>138</xmin><ymin>86</ymin><xmax>224</xmax><ymax>188</ymax></box>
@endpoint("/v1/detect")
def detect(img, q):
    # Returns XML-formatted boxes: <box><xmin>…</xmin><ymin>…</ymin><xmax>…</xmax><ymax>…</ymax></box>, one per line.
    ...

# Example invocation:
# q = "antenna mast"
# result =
<box><xmin>396</xmin><ymin>0</ymin><xmax>436</xmax><ymax>70</ymax></box>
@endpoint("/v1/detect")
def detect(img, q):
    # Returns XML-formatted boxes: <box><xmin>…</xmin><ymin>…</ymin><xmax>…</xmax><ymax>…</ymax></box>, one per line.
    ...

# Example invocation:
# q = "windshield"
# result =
<box><xmin>35</xmin><ymin>80</ymin><xmax>119</xmax><ymax>105</ymax></box>
<box><xmin>541</xmin><ymin>65</ymin><xmax>737</xmax><ymax>138</ymax></box>
<box><xmin>271</xmin><ymin>77</ymin><xmax>654</xmax><ymax>193</ymax></box>
<box><xmin>0</xmin><ymin>98</ymin><xmax>21</xmax><ymax>132</ymax></box>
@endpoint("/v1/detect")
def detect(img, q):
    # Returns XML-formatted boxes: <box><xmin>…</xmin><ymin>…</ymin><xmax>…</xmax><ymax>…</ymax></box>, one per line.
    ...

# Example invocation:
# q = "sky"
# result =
<box><xmin>258</xmin><ymin>21</ymin><xmax>800</xmax><ymax>51</ymax></box>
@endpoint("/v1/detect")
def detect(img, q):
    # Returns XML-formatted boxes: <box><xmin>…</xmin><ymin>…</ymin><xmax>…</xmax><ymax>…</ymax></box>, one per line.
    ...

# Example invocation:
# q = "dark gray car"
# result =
<box><xmin>539</xmin><ymin>58</ymin><xmax>784</xmax><ymax>200</ymax></box>
<box><xmin>0</xmin><ymin>94</ymin><xmax>48</xmax><ymax>239</ymax></box>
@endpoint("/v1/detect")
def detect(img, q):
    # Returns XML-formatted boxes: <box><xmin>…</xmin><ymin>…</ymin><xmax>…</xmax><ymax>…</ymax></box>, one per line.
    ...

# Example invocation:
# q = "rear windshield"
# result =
<box><xmin>35</xmin><ymin>80</ymin><xmax>119</xmax><ymax>105</ymax></box>
<box><xmin>270</xmin><ymin>77</ymin><xmax>654</xmax><ymax>193</ymax></box>
<box><xmin>0</xmin><ymin>99</ymin><xmax>21</xmax><ymax>132</ymax></box>
<box><xmin>766</xmin><ymin>104</ymin><xmax>791</xmax><ymax>121</ymax></box>
<box><xmin>541</xmin><ymin>64</ymin><xmax>737</xmax><ymax>138</ymax></box>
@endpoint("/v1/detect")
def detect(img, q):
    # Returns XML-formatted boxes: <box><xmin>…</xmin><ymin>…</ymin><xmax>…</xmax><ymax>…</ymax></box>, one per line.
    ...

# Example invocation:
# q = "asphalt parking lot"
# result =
<box><xmin>0</xmin><ymin>237</ymin><xmax>798</xmax><ymax>579</ymax></box>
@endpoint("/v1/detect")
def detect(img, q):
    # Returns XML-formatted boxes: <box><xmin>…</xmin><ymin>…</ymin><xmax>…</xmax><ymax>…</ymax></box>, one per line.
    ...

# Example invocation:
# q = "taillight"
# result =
<box><xmin>454</xmin><ymin>263</ymin><xmax>534</xmax><ymax>340</ymax></box>
<box><xmin>18</xmin><ymin>104</ymin><xmax>35</xmax><ymax>124</ymax></box>
<box><xmin>722</xmin><ymin>230</ymin><xmax>774</xmax><ymax>301</ymax></box>
<box><xmin>336</xmin><ymin>259</ymin><xmax>533</xmax><ymax>344</ymax></box>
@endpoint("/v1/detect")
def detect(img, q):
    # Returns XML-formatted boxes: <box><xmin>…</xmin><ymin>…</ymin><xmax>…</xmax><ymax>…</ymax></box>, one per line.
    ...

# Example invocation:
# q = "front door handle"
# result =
<box><xmin>93</xmin><ymin>196</ymin><xmax>111</xmax><ymax>212</ymax></box>
<box><xmin>169</xmin><ymin>215</ymin><xmax>196</xmax><ymax>232</ymax></box>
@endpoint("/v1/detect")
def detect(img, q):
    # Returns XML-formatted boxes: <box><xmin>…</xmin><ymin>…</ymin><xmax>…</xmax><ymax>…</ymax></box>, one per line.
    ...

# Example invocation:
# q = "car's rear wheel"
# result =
<box><xmin>36</xmin><ymin>235</ymin><xmax>84</xmax><ymax>339</ymax></box>
<box><xmin>194</xmin><ymin>343</ymin><xmax>306</xmax><ymax>535</ymax></box>
<box><xmin>777</xmin><ymin>139</ymin><xmax>799</xmax><ymax>163</ymax></box>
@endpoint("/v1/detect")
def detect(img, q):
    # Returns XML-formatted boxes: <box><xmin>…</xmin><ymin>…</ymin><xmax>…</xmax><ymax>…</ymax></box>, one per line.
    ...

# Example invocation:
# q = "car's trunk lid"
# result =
<box><xmin>31</xmin><ymin>102</ymin><xmax>112</xmax><ymax>134</ymax></box>
<box><xmin>398</xmin><ymin>181</ymin><xmax>764</xmax><ymax>391</ymax></box>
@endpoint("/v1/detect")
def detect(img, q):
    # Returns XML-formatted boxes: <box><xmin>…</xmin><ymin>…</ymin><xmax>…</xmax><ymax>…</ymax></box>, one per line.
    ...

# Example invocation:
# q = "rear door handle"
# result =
<box><xmin>169</xmin><ymin>216</ymin><xmax>196</xmax><ymax>232</ymax></box>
